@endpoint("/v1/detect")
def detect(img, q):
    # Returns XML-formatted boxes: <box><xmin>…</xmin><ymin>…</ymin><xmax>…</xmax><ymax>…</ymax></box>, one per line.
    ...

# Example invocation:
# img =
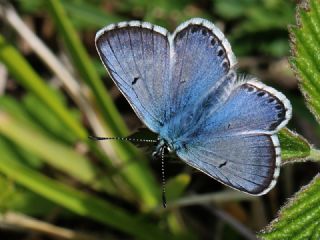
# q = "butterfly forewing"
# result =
<box><xmin>167</xmin><ymin>18</ymin><xmax>237</xmax><ymax>118</ymax></box>
<box><xmin>95</xmin><ymin>22</ymin><xmax>170</xmax><ymax>132</ymax></box>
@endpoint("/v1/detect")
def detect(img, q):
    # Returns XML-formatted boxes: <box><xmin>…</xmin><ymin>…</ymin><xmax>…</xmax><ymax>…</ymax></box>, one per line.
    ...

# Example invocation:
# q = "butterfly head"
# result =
<box><xmin>152</xmin><ymin>138</ymin><xmax>174</xmax><ymax>159</ymax></box>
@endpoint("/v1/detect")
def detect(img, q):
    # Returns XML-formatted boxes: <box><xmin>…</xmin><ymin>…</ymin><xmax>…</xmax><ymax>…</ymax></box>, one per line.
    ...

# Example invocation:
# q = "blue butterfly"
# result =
<box><xmin>94</xmin><ymin>18</ymin><xmax>292</xmax><ymax>200</ymax></box>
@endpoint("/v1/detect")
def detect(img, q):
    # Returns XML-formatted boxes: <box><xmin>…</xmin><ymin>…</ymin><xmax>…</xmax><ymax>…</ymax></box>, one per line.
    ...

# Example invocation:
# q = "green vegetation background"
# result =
<box><xmin>0</xmin><ymin>0</ymin><xmax>319</xmax><ymax>239</ymax></box>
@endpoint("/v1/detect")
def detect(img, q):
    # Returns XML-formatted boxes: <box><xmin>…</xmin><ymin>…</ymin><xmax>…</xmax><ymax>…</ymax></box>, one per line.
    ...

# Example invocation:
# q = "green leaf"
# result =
<box><xmin>289</xmin><ymin>0</ymin><xmax>320</xmax><ymax>124</ymax></box>
<box><xmin>259</xmin><ymin>174</ymin><xmax>320</xmax><ymax>240</ymax></box>
<box><xmin>259</xmin><ymin>1</ymin><xmax>320</xmax><ymax>238</ymax></box>
<box><xmin>166</xmin><ymin>174</ymin><xmax>191</xmax><ymax>201</ymax></box>
<box><xmin>165</xmin><ymin>174</ymin><xmax>194</xmax><ymax>238</ymax></box>
<box><xmin>279</xmin><ymin>128</ymin><xmax>311</xmax><ymax>163</ymax></box>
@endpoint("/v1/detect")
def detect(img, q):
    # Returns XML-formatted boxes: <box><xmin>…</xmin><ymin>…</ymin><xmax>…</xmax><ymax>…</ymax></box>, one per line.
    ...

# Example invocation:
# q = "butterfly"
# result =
<box><xmin>93</xmin><ymin>18</ymin><xmax>292</xmax><ymax>203</ymax></box>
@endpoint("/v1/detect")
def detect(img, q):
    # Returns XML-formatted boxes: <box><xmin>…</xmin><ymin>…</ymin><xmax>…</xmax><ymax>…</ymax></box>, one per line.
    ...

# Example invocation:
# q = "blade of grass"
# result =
<box><xmin>46</xmin><ymin>0</ymin><xmax>159</xmax><ymax>208</ymax></box>
<box><xmin>46</xmin><ymin>0</ymin><xmax>128</xmax><ymax>137</ymax></box>
<box><xmin>1</xmin><ymin>4</ymin><xmax>119</xmax><ymax>161</ymax></box>
<box><xmin>161</xmin><ymin>191</ymin><xmax>255</xmax><ymax>211</ymax></box>
<box><xmin>0</xmin><ymin>112</ymin><xmax>117</xmax><ymax>195</ymax></box>
<box><xmin>23</xmin><ymin>93</ymin><xmax>78</xmax><ymax>144</ymax></box>
<box><xmin>0</xmin><ymin>144</ymin><xmax>176</xmax><ymax>240</ymax></box>
<box><xmin>0</xmin><ymin>212</ymin><xmax>99</xmax><ymax>240</ymax></box>
<box><xmin>0</xmin><ymin>34</ymin><xmax>152</xmax><ymax>204</ymax></box>
<box><xmin>0</xmin><ymin>95</ymin><xmax>137</xmax><ymax>200</ymax></box>
<box><xmin>0</xmin><ymin>34</ymin><xmax>86</xmax><ymax>139</ymax></box>
<box><xmin>0</xmin><ymin>173</ymin><xmax>58</xmax><ymax>215</ymax></box>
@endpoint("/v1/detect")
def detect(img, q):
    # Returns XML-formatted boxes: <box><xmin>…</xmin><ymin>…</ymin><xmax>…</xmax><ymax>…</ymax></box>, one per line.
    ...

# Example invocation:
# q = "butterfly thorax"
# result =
<box><xmin>158</xmin><ymin>106</ymin><xmax>206</xmax><ymax>152</ymax></box>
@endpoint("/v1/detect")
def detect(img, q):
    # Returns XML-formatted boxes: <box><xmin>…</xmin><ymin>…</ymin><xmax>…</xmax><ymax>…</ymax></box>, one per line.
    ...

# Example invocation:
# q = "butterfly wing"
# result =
<box><xmin>95</xmin><ymin>21</ymin><xmax>170</xmax><ymax>132</ymax></box>
<box><xmin>176</xmin><ymin>80</ymin><xmax>292</xmax><ymax>195</ymax></box>
<box><xmin>167</xmin><ymin>18</ymin><xmax>237</xmax><ymax>118</ymax></box>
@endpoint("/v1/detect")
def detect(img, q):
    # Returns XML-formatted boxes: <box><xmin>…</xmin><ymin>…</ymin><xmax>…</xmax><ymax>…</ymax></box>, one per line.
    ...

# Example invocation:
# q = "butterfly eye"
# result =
<box><xmin>167</xmin><ymin>145</ymin><xmax>173</xmax><ymax>153</ymax></box>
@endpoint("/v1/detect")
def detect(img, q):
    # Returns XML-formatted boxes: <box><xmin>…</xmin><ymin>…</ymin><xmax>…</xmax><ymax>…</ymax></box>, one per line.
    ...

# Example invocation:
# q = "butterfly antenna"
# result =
<box><xmin>89</xmin><ymin>136</ymin><xmax>157</xmax><ymax>143</ymax></box>
<box><xmin>161</xmin><ymin>147</ymin><xmax>167</xmax><ymax>208</ymax></box>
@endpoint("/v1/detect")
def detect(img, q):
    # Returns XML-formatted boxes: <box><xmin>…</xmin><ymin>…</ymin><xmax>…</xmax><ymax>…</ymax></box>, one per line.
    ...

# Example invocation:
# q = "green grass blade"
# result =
<box><xmin>0</xmin><ymin>33</ymin><xmax>153</xmax><ymax>205</ymax></box>
<box><xmin>0</xmin><ymin>146</ymin><xmax>176</xmax><ymax>240</ymax></box>
<box><xmin>0</xmin><ymin>34</ymin><xmax>87</xmax><ymax>140</ymax></box>
<box><xmin>23</xmin><ymin>93</ymin><xmax>78</xmax><ymax>143</ymax></box>
<box><xmin>259</xmin><ymin>174</ymin><xmax>320</xmax><ymax>240</ymax></box>
<box><xmin>0</xmin><ymin>112</ymin><xmax>116</xmax><ymax>194</ymax></box>
<box><xmin>45</xmin><ymin>0</ymin><xmax>159</xmax><ymax>208</ymax></box>
<box><xmin>46</xmin><ymin>0</ymin><xmax>128</xmax><ymax>136</ymax></box>
<box><xmin>0</xmin><ymin>93</ymin><xmax>77</xmax><ymax>144</ymax></box>
<box><xmin>0</xmin><ymin>144</ymin><xmax>57</xmax><ymax>215</ymax></box>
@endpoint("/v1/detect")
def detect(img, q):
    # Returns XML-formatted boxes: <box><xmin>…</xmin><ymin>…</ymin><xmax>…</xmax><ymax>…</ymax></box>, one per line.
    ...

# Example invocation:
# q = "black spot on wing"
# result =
<box><xmin>191</xmin><ymin>26</ymin><xmax>199</xmax><ymax>33</ymax></box>
<box><xmin>218</xmin><ymin>49</ymin><xmax>224</xmax><ymax>57</ymax></box>
<box><xmin>218</xmin><ymin>161</ymin><xmax>227</xmax><ymax>168</ymax></box>
<box><xmin>201</xmin><ymin>29</ymin><xmax>207</xmax><ymax>36</ymax></box>
<box><xmin>211</xmin><ymin>38</ymin><xmax>216</xmax><ymax>46</ymax></box>
<box><xmin>132</xmin><ymin>76</ymin><xmax>139</xmax><ymax>85</ymax></box>
<box><xmin>257</xmin><ymin>91</ymin><xmax>266</xmax><ymax>97</ymax></box>
<box><xmin>222</xmin><ymin>61</ymin><xmax>228</xmax><ymax>71</ymax></box>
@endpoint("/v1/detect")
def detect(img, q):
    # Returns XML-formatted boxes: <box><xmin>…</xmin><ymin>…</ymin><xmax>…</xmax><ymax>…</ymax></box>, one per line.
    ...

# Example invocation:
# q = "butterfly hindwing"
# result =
<box><xmin>193</xmin><ymin>80</ymin><xmax>292</xmax><ymax>139</ymax></box>
<box><xmin>176</xmin><ymin>81</ymin><xmax>291</xmax><ymax>194</ymax></box>
<box><xmin>177</xmin><ymin>133</ymin><xmax>280</xmax><ymax>195</ymax></box>
<box><xmin>96</xmin><ymin>21</ymin><xmax>170</xmax><ymax>132</ymax></box>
